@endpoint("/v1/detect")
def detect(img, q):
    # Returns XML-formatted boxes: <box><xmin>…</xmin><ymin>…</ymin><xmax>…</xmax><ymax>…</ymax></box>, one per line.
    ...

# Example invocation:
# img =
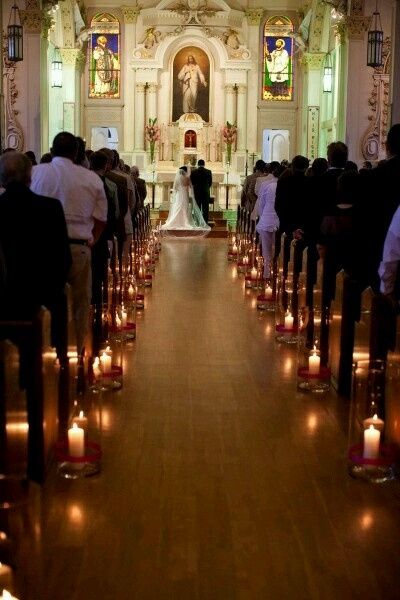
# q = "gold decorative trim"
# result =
<box><xmin>361</xmin><ymin>37</ymin><xmax>391</xmax><ymax>161</ymax></box>
<box><xmin>302</xmin><ymin>52</ymin><xmax>325</xmax><ymax>69</ymax></box>
<box><xmin>20</xmin><ymin>9</ymin><xmax>43</xmax><ymax>34</ymax></box>
<box><xmin>245</xmin><ymin>9</ymin><xmax>264</xmax><ymax>26</ymax></box>
<box><xmin>60</xmin><ymin>47</ymin><xmax>85</xmax><ymax>68</ymax></box>
<box><xmin>345</xmin><ymin>15</ymin><xmax>371</xmax><ymax>40</ymax></box>
<box><xmin>121</xmin><ymin>6</ymin><xmax>141</xmax><ymax>24</ymax></box>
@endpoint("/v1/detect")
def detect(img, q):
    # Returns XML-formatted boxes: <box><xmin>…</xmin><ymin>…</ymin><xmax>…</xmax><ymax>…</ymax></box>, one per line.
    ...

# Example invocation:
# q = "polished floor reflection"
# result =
<box><xmin>16</xmin><ymin>239</ymin><xmax>400</xmax><ymax>599</ymax></box>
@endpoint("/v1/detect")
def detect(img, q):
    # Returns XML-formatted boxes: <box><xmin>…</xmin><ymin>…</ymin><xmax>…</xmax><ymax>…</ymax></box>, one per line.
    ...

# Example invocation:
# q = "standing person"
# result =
<box><xmin>90</xmin><ymin>151</ymin><xmax>118</xmax><ymax>306</ymax></box>
<box><xmin>30</xmin><ymin>132</ymin><xmax>107</xmax><ymax>357</ymax></box>
<box><xmin>178</xmin><ymin>55</ymin><xmax>207</xmax><ymax>114</ymax></box>
<box><xmin>161</xmin><ymin>166</ymin><xmax>210</xmax><ymax>232</ymax></box>
<box><xmin>256</xmin><ymin>164</ymin><xmax>284</xmax><ymax>279</ymax></box>
<box><xmin>241</xmin><ymin>159</ymin><xmax>266</xmax><ymax>213</ymax></box>
<box><xmin>190</xmin><ymin>159</ymin><xmax>212</xmax><ymax>225</ymax></box>
<box><xmin>0</xmin><ymin>151</ymin><xmax>71</xmax><ymax>355</ymax></box>
<box><xmin>130</xmin><ymin>166</ymin><xmax>147</xmax><ymax>211</ymax></box>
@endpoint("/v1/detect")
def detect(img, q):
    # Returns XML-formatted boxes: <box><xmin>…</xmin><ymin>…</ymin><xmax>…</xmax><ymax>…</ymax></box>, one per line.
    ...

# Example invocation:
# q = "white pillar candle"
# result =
<box><xmin>73</xmin><ymin>411</ymin><xmax>88</xmax><ymax>434</ymax></box>
<box><xmin>115</xmin><ymin>313</ymin><xmax>122</xmax><ymax>329</ymax></box>
<box><xmin>0</xmin><ymin>563</ymin><xmax>12</xmax><ymax>591</ymax></box>
<box><xmin>363</xmin><ymin>413</ymin><xmax>385</xmax><ymax>433</ymax></box>
<box><xmin>100</xmin><ymin>350</ymin><xmax>112</xmax><ymax>373</ymax></box>
<box><xmin>251</xmin><ymin>267</ymin><xmax>257</xmax><ymax>281</ymax></box>
<box><xmin>265</xmin><ymin>285</ymin><xmax>272</xmax><ymax>299</ymax></box>
<box><xmin>232</xmin><ymin>243</ymin><xmax>238</xmax><ymax>254</ymax></box>
<box><xmin>363</xmin><ymin>425</ymin><xmax>381</xmax><ymax>459</ymax></box>
<box><xmin>1</xmin><ymin>590</ymin><xmax>19</xmax><ymax>600</ymax></box>
<box><xmin>128</xmin><ymin>284</ymin><xmax>134</xmax><ymax>300</ymax></box>
<box><xmin>93</xmin><ymin>357</ymin><xmax>101</xmax><ymax>380</ymax></box>
<box><xmin>144</xmin><ymin>252</ymin><xmax>150</xmax><ymax>264</ymax></box>
<box><xmin>121</xmin><ymin>308</ymin><xmax>128</xmax><ymax>328</ymax></box>
<box><xmin>68</xmin><ymin>423</ymin><xmax>85</xmax><ymax>458</ymax></box>
<box><xmin>243</xmin><ymin>256</ymin><xmax>249</xmax><ymax>265</ymax></box>
<box><xmin>138</xmin><ymin>267</ymin><xmax>144</xmax><ymax>279</ymax></box>
<box><xmin>308</xmin><ymin>345</ymin><xmax>320</xmax><ymax>375</ymax></box>
<box><xmin>284</xmin><ymin>311</ymin><xmax>294</xmax><ymax>329</ymax></box>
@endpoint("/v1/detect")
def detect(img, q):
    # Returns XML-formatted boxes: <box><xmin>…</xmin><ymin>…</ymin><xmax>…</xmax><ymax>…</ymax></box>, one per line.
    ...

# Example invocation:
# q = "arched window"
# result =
<box><xmin>263</xmin><ymin>16</ymin><xmax>294</xmax><ymax>101</ymax></box>
<box><xmin>89</xmin><ymin>13</ymin><xmax>120</xmax><ymax>99</ymax></box>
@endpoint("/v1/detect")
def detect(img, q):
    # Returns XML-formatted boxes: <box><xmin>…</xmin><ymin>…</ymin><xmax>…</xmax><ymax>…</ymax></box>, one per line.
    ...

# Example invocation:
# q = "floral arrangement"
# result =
<box><xmin>222</xmin><ymin>121</ymin><xmax>237</xmax><ymax>164</ymax></box>
<box><xmin>145</xmin><ymin>117</ymin><xmax>160</xmax><ymax>163</ymax></box>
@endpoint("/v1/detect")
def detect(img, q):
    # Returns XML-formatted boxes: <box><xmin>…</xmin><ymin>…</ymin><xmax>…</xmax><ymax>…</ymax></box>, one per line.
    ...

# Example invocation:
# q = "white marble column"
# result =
<box><xmin>135</xmin><ymin>83</ymin><xmax>146</xmax><ymax>150</ymax></box>
<box><xmin>301</xmin><ymin>53</ymin><xmax>325</xmax><ymax>160</ymax></box>
<box><xmin>236</xmin><ymin>84</ymin><xmax>247</xmax><ymax>150</ymax></box>
<box><xmin>343</xmin><ymin>13</ymin><xmax>371</xmax><ymax>162</ymax></box>
<box><xmin>146</xmin><ymin>83</ymin><xmax>158</xmax><ymax>121</ymax></box>
<box><xmin>245</xmin><ymin>9</ymin><xmax>264</xmax><ymax>153</ymax></box>
<box><xmin>121</xmin><ymin>7</ymin><xmax>139</xmax><ymax>152</ymax></box>
<box><xmin>225</xmin><ymin>84</ymin><xmax>235</xmax><ymax>124</ymax></box>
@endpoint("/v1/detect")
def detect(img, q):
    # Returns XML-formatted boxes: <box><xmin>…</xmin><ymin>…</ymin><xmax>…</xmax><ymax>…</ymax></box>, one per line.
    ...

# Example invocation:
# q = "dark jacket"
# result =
<box><xmin>190</xmin><ymin>167</ymin><xmax>212</xmax><ymax>200</ymax></box>
<box><xmin>0</xmin><ymin>183</ymin><xmax>71</xmax><ymax>319</ymax></box>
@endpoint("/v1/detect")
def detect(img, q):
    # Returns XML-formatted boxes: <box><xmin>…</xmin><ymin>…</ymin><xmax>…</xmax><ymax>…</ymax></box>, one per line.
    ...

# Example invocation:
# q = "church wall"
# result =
<box><xmin>344</xmin><ymin>0</ymin><xmax>393</xmax><ymax>165</ymax></box>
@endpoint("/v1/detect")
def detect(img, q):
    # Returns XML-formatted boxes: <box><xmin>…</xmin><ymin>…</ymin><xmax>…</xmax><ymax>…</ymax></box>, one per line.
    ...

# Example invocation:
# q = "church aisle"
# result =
<box><xmin>25</xmin><ymin>239</ymin><xmax>400</xmax><ymax>600</ymax></box>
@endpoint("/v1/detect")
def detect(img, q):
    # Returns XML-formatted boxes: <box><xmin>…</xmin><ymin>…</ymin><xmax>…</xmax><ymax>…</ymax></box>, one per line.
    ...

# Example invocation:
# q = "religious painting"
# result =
<box><xmin>172</xmin><ymin>47</ymin><xmax>210</xmax><ymax>123</ymax></box>
<box><xmin>263</xmin><ymin>16</ymin><xmax>294</xmax><ymax>102</ymax></box>
<box><xmin>184</xmin><ymin>129</ymin><xmax>197</xmax><ymax>148</ymax></box>
<box><xmin>89</xmin><ymin>13</ymin><xmax>120</xmax><ymax>99</ymax></box>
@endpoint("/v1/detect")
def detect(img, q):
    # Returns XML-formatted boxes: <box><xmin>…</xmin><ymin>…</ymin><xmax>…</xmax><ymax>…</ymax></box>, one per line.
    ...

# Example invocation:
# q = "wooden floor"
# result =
<box><xmin>15</xmin><ymin>239</ymin><xmax>400</xmax><ymax>599</ymax></box>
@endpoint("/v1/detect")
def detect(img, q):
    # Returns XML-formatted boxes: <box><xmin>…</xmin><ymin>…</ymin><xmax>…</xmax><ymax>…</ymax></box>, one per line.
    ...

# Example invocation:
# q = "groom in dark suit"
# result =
<box><xmin>190</xmin><ymin>159</ymin><xmax>212</xmax><ymax>225</ymax></box>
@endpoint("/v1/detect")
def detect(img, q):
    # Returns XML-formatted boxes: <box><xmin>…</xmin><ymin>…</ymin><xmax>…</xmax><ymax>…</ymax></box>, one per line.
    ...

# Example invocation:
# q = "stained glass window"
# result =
<box><xmin>89</xmin><ymin>13</ymin><xmax>120</xmax><ymax>99</ymax></box>
<box><xmin>263</xmin><ymin>16</ymin><xmax>294</xmax><ymax>102</ymax></box>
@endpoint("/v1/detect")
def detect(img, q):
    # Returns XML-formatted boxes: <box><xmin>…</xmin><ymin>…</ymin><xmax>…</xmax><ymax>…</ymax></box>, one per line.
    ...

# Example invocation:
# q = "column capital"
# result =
<box><xmin>225</xmin><ymin>84</ymin><xmax>235</xmax><ymax>93</ymax></box>
<box><xmin>343</xmin><ymin>14</ymin><xmax>372</xmax><ymax>40</ymax></box>
<box><xmin>60</xmin><ymin>48</ymin><xmax>85</xmax><ymax>68</ymax></box>
<box><xmin>20</xmin><ymin>8</ymin><xmax>44</xmax><ymax>34</ymax></box>
<box><xmin>245</xmin><ymin>9</ymin><xmax>264</xmax><ymax>26</ymax></box>
<box><xmin>147</xmin><ymin>83</ymin><xmax>158</xmax><ymax>93</ymax></box>
<box><xmin>121</xmin><ymin>6</ymin><xmax>141</xmax><ymax>24</ymax></box>
<box><xmin>237</xmin><ymin>85</ymin><xmax>246</xmax><ymax>94</ymax></box>
<box><xmin>136</xmin><ymin>83</ymin><xmax>146</xmax><ymax>93</ymax></box>
<box><xmin>301</xmin><ymin>52</ymin><xmax>326</xmax><ymax>69</ymax></box>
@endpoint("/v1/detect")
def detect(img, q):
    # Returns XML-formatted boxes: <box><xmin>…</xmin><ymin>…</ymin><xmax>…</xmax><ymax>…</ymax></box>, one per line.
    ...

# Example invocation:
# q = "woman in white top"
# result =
<box><xmin>161</xmin><ymin>166</ymin><xmax>210</xmax><ymax>232</ymax></box>
<box><xmin>256</xmin><ymin>166</ymin><xmax>283</xmax><ymax>279</ymax></box>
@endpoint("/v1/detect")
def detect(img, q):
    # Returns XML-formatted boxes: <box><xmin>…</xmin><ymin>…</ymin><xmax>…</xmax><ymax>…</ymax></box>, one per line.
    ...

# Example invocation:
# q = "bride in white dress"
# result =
<box><xmin>161</xmin><ymin>166</ymin><xmax>210</xmax><ymax>232</ymax></box>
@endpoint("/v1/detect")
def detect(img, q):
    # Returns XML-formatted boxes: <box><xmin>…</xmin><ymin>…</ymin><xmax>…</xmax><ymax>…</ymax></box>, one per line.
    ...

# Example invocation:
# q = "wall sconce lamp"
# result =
<box><xmin>51</xmin><ymin>47</ymin><xmax>63</xmax><ymax>88</ymax></box>
<box><xmin>323</xmin><ymin>54</ymin><xmax>333</xmax><ymax>92</ymax></box>
<box><xmin>367</xmin><ymin>0</ymin><xmax>383</xmax><ymax>67</ymax></box>
<box><xmin>7</xmin><ymin>4</ymin><xmax>23</xmax><ymax>62</ymax></box>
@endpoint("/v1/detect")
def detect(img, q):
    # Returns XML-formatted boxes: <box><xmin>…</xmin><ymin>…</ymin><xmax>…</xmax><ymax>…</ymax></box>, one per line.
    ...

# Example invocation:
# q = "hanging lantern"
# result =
<box><xmin>51</xmin><ymin>47</ymin><xmax>63</xmax><ymax>88</ymax></box>
<box><xmin>367</xmin><ymin>3</ymin><xmax>383</xmax><ymax>68</ymax></box>
<box><xmin>323</xmin><ymin>54</ymin><xmax>333</xmax><ymax>93</ymax></box>
<box><xmin>7</xmin><ymin>4</ymin><xmax>23</xmax><ymax>62</ymax></box>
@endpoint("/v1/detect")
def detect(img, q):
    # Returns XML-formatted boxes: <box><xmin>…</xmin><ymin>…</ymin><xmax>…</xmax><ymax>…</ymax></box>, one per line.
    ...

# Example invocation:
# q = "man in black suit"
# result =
<box><xmin>190</xmin><ymin>159</ymin><xmax>212</xmax><ymax>224</ymax></box>
<box><xmin>0</xmin><ymin>151</ymin><xmax>71</xmax><ymax>353</ymax></box>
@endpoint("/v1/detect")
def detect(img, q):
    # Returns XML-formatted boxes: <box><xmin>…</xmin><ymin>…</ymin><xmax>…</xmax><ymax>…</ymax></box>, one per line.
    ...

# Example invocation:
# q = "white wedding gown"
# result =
<box><xmin>161</xmin><ymin>171</ymin><xmax>210</xmax><ymax>233</ymax></box>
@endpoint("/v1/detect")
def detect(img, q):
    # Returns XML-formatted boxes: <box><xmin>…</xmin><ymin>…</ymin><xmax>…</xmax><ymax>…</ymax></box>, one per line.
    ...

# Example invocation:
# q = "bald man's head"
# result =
<box><xmin>0</xmin><ymin>151</ymin><xmax>32</xmax><ymax>188</ymax></box>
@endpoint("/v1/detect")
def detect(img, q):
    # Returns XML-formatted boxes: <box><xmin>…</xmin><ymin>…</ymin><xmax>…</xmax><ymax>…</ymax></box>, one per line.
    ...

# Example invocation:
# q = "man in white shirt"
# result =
<box><xmin>31</xmin><ymin>132</ymin><xmax>107</xmax><ymax>356</ymax></box>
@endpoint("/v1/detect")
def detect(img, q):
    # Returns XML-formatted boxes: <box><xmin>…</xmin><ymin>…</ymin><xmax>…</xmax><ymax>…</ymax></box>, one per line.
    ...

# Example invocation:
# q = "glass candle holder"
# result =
<box><xmin>98</xmin><ymin>345</ymin><xmax>123</xmax><ymax>391</ymax></box>
<box><xmin>56</xmin><ymin>399</ymin><xmax>102</xmax><ymax>479</ymax></box>
<box><xmin>348</xmin><ymin>359</ymin><xmax>396</xmax><ymax>483</ymax></box>
<box><xmin>297</xmin><ymin>338</ymin><xmax>331</xmax><ymax>393</ymax></box>
<box><xmin>257</xmin><ymin>281</ymin><xmax>275</xmax><ymax>312</ymax></box>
